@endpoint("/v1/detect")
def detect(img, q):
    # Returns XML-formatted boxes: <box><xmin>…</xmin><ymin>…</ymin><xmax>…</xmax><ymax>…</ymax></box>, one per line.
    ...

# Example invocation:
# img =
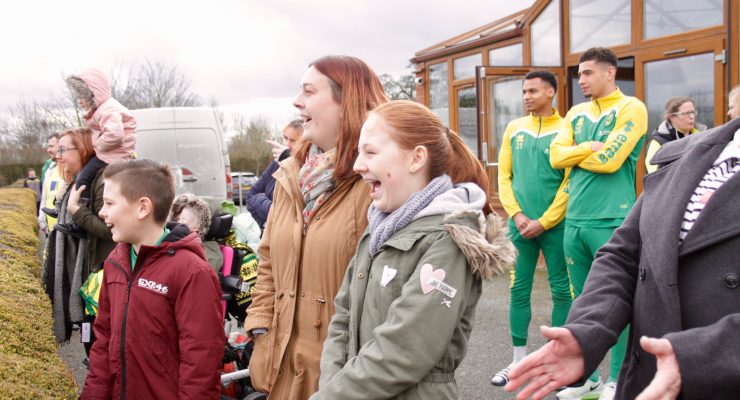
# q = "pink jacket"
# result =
<box><xmin>77</xmin><ymin>68</ymin><xmax>137</xmax><ymax>164</ymax></box>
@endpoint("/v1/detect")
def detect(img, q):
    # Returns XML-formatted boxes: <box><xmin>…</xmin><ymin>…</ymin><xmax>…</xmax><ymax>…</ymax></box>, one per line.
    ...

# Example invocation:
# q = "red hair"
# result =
<box><xmin>59</xmin><ymin>127</ymin><xmax>95</xmax><ymax>168</ymax></box>
<box><xmin>370</xmin><ymin>100</ymin><xmax>492</xmax><ymax>215</ymax></box>
<box><xmin>294</xmin><ymin>55</ymin><xmax>388</xmax><ymax>183</ymax></box>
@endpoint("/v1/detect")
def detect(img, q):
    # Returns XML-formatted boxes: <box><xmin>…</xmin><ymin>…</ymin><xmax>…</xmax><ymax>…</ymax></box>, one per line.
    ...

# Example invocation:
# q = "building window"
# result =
<box><xmin>489</xmin><ymin>77</ymin><xmax>524</xmax><ymax>159</ymax></box>
<box><xmin>457</xmin><ymin>87</ymin><xmax>479</xmax><ymax>155</ymax></box>
<box><xmin>453</xmin><ymin>53</ymin><xmax>482</xmax><ymax>80</ymax></box>
<box><xmin>429</xmin><ymin>62</ymin><xmax>450</xmax><ymax>127</ymax></box>
<box><xmin>644</xmin><ymin>0</ymin><xmax>722</xmax><ymax>39</ymax></box>
<box><xmin>644</xmin><ymin>53</ymin><xmax>714</xmax><ymax>134</ymax></box>
<box><xmin>569</xmin><ymin>0</ymin><xmax>630</xmax><ymax>53</ymax></box>
<box><xmin>531</xmin><ymin>0</ymin><xmax>561</xmax><ymax>66</ymax></box>
<box><xmin>488</xmin><ymin>43</ymin><xmax>523</xmax><ymax>66</ymax></box>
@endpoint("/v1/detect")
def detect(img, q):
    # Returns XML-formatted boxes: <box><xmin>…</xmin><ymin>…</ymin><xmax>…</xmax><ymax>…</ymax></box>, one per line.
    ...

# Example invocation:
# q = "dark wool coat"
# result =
<box><xmin>566</xmin><ymin>117</ymin><xmax>740</xmax><ymax>399</ymax></box>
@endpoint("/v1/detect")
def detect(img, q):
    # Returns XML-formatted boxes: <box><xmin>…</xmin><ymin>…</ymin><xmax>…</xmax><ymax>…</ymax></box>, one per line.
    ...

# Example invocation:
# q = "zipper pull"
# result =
<box><xmin>125</xmin><ymin>281</ymin><xmax>132</xmax><ymax>304</ymax></box>
<box><xmin>315</xmin><ymin>298</ymin><xmax>326</xmax><ymax>341</ymax></box>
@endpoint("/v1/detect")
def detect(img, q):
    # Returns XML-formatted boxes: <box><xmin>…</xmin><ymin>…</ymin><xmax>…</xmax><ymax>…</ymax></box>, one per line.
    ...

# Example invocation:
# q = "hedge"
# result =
<box><xmin>0</xmin><ymin>163</ymin><xmax>44</xmax><ymax>188</ymax></box>
<box><xmin>0</xmin><ymin>188</ymin><xmax>78</xmax><ymax>399</ymax></box>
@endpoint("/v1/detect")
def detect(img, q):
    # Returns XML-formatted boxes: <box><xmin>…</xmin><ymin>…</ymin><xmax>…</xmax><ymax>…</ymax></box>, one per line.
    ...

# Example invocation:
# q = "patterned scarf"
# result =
<box><xmin>298</xmin><ymin>146</ymin><xmax>337</xmax><ymax>224</ymax></box>
<box><xmin>367</xmin><ymin>174</ymin><xmax>453</xmax><ymax>256</ymax></box>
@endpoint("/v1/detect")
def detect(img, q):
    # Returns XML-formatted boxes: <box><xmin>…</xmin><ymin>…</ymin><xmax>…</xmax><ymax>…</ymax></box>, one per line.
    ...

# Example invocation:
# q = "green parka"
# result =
<box><xmin>311</xmin><ymin>203</ymin><xmax>516</xmax><ymax>399</ymax></box>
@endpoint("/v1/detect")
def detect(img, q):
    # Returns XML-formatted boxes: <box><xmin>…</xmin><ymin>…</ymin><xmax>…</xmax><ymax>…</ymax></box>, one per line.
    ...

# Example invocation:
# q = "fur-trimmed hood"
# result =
<box><xmin>71</xmin><ymin>68</ymin><xmax>112</xmax><ymax>108</ymax></box>
<box><xmin>444</xmin><ymin>209</ymin><xmax>516</xmax><ymax>281</ymax></box>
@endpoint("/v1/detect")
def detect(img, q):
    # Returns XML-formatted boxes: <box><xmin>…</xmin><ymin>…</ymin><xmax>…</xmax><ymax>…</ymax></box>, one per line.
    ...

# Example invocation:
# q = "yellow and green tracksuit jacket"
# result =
<box><xmin>550</xmin><ymin>88</ymin><xmax>647</xmax><ymax>226</ymax></box>
<box><xmin>498</xmin><ymin>109</ymin><xmax>569</xmax><ymax>230</ymax></box>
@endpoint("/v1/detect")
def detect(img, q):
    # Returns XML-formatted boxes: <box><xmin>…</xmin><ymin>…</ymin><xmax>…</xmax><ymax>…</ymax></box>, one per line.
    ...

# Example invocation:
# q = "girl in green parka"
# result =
<box><xmin>310</xmin><ymin>100</ymin><xmax>517</xmax><ymax>400</ymax></box>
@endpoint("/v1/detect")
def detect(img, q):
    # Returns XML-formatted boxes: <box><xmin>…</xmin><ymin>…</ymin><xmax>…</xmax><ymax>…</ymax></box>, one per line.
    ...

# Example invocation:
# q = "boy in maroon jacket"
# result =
<box><xmin>81</xmin><ymin>159</ymin><xmax>225</xmax><ymax>400</ymax></box>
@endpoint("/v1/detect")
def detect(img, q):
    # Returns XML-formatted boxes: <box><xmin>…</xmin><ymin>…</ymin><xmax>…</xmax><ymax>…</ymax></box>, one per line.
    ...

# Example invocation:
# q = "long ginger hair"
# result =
<box><xmin>370</xmin><ymin>100</ymin><xmax>492</xmax><ymax>215</ymax></box>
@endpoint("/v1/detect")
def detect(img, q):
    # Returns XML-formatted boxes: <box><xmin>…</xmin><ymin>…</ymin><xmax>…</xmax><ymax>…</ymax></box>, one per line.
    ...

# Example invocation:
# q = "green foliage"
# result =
<box><xmin>228</xmin><ymin>115</ymin><xmax>275</xmax><ymax>175</ymax></box>
<box><xmin>0</xmin><ymin>188</ymin><xmax>78</xmax><ymax>399</ymax></box>
<box><xmin>0</xmin><ymin>163</ymin><xmax>44</xmax><ymax>187</ymax></box>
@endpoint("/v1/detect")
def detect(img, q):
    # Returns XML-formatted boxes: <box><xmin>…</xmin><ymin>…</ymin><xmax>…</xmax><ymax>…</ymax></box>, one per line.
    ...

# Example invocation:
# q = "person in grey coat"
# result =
<box><xmin>24</xmin><ymin>168</ymin><xmax>42</xmax><ymax>213</ymax></box>
<box><xmin>505</xmin><ymin>116</ymin><xmax>740</xmax><ymax>400</ymax></box>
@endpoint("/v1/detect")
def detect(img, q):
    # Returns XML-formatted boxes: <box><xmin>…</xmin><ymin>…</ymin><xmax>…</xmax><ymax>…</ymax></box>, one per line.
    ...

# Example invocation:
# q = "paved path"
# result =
<box><xmin>457</xmin><ymin>270</ymin><xmax>610</xmax><ymax>400</ymax></box>
<box><xmin>57</xmin><ymin>264</ymin><xmax>611</xmax><ymax>399</ymax></box>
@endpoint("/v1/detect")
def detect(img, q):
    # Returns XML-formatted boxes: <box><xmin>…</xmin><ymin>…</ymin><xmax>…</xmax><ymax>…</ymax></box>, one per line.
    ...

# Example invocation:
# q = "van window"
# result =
<box><xmin>137</xmin><ymin>128</ymin><xmax>225</xmax><ymax>198</ymax></box>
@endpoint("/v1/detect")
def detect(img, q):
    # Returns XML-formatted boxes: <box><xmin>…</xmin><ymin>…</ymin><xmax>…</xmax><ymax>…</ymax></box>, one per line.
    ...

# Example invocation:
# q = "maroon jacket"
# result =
<box><xmin>82</xmin><ymin>224</ymin><xmax>225</xmax><ymax>400</ymax></box>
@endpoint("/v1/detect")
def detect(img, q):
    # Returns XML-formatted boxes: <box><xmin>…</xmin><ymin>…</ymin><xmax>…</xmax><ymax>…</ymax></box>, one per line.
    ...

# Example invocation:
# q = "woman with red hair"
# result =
<box><xmin>310</xmin><ymin>100</ymin><xmax>516</xmax><ymax>399</ymax></box>
<box><xmin>44</xmin><ymin>128</ymin><xmax>116</xmax><ymax>353</ymax></box>
<box><xmin>245</xmin><ymin>55</ymin><xmax>388</xmax><ymax>398</ymax></box>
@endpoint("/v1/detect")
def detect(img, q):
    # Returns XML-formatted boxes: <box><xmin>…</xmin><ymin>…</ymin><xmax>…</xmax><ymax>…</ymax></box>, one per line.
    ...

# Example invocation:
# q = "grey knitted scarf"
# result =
<box><xmin>367</xmin><ymin>174</ymin><xmax>453</xmax><ymax>256</ymax></box>
<box><xmin>48</xmin><ymin>182</ymin><xmax>90</xmax><ymax>342</ymax></box>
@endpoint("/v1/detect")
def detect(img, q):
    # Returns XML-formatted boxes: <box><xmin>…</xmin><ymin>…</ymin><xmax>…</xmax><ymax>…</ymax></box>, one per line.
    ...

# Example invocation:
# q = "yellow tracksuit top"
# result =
<box><xmin>550</xmin><ymin>88</ymin><xmax>647</xmax><ymax>224</ymax></box>
<box><xmin>498</xmin><ymin>109</ymin><xmax>569</xmax><ymax>230</ymax></box>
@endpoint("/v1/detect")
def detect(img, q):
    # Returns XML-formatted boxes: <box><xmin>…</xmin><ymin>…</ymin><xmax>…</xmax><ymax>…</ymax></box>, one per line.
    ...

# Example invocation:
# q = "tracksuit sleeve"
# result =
<box><xmin>497</xmin><ymin>127</ymin><xmax>522</xmax><ymax>218</ymax></box>
<box><xmin>577</xmin><ymin>100</ymin><xmax>648</xmax><ymax>174</ymax></box>
<box><xmin>550</xmin><ymin>113</ymin><xmax>593</xmax><ymax>169</ymax></box>
<box><xmin>538</xmin><ymin>168</ymin><xmax>570</xmax><ymax>230</ymax></box>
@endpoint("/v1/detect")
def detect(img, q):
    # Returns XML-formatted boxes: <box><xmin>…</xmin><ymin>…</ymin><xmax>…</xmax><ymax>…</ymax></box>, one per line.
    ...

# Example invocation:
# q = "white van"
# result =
<box><xmin>133</xmin><ymin>107</ymin><xmax>232</xmax><ymax>204</ymax></box>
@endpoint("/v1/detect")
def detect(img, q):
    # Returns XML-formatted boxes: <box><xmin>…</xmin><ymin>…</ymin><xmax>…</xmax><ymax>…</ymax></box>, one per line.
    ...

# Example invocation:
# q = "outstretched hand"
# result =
<box><xmin>266</xmin><ymin>140</ymin><xmax>288</xmax><ymax>161</ymax></box>
<box><xmin>505</xmin><ymin>326</ymin><xmax>585</xmax><ymax>400</ymax></box>
<box><xmin>635</xmin><ymin>336</ymin><xmax>681</xmax><ymax>400</ymax></box>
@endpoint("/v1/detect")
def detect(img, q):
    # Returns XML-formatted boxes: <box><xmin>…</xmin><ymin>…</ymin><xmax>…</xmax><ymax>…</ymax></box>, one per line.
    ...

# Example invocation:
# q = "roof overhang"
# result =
<box><xmin>410</xmin><ymin>27</ymin><xmax>523</xmax><ymax>64</ymax></box>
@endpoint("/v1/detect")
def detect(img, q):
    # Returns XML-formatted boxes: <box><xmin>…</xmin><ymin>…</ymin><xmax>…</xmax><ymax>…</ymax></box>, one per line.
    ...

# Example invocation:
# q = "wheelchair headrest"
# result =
<box><xmin>205</xmin><ymin>212</ymin><xmax>233</xmax><ymax>240</ymax></box>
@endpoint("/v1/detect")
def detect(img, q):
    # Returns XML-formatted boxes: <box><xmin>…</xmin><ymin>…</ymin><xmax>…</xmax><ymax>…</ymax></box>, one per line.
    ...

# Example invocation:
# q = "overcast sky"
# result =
<box><xmin>1</xmin><ymin>0</ymin><xmax>533</xmax><ymax>125</ymax></box>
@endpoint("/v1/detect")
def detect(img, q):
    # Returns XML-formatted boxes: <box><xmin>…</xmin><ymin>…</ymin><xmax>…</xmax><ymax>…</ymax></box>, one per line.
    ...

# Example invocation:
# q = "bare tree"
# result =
<box><xmin>379</xmin><ymin>73</ymin><xmax>417</xmax><ymax>100</ymax></box>
<box><xmin>0</xmin><ymin>97</ymin><xmax>75</xmax><ymax>165</ymax></box>
<box><xmin>0</xmin><ymin>59</ymin><xmax>205</xmax><ymax>183</ymax></box>
<box><xmin>110</xmin><ymin>60</ymin><xmax>203</xmax><ymax>110</ymax></box>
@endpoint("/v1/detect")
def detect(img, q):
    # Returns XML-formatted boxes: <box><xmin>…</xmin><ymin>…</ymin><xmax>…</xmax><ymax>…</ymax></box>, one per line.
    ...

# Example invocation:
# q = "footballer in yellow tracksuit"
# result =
<box><xmin>498</xmin><ymin>109</ymin><xmax>572</xmax><ymax>350</ymax></box>
<box><xmin>551</xmin><ymin>87</ymin><xmax>647</xmax><ymax>384</ymax></box>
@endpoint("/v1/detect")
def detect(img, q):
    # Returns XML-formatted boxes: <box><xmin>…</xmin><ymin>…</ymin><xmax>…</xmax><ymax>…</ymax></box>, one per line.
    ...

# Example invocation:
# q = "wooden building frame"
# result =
<box><xmin>411</xmin><ymin>0</ymin><xmax>740</xmax><ymax>208</ymax></box>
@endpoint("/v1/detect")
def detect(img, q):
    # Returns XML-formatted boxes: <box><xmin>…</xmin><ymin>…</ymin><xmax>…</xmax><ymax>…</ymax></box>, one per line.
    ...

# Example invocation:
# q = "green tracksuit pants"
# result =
<box><xmin>564</xmin><ymin>224</ymin><xmax>629</xmax><ymax>383</ymax></box>
<box><xmin>508</xmin><ymin>220</ymin><xmax>572</xmax><ymax>347</ymax></box>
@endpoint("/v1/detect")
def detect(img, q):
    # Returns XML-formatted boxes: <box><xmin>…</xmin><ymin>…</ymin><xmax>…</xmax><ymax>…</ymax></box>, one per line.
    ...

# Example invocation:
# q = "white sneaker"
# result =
<box><xmin>556</xmin><ymin>378</ymin><xmax>602</xmax><ymax>400</ymax></box>
<box><xmin>490</xmin><ymin>363</ymin><xmax>514</xmax><ymax>386</ymax></box>
<box><xmin>598</xmin><ymin>381</ymin><xmax>617</xmax><ymax>400</ymax></box>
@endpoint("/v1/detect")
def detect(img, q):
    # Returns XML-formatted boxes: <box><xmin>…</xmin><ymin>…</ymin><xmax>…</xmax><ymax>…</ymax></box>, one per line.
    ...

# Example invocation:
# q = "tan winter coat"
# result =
<box><xmin>245</xmin><ymin>157</ymin><xmax>371</xmax><ymax>399</ymax></box>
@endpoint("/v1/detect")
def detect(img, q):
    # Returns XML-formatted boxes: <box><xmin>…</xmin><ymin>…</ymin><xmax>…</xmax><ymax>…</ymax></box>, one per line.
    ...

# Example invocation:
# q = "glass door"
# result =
<box><xmin>637</xmin><ymin>42</ymin><xmax>725</xmax><ymax>134</ymax></box>
<box><xmin>634</xmin><ymin>39</ymin><xmax>725</xmax><ymax>193</ymax></box>
<box><xmin>475</xmin><ymin>66</ymin><xmax>564</xmax><ymax>206</ymax></box>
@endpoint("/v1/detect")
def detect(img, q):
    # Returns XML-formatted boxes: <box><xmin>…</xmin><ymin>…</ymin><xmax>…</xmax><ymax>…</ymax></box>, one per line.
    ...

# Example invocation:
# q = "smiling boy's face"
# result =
<box><xmin>99</xmin><ymin>179</ymin><xmax>143</xmax><ymax>244</ymax></box>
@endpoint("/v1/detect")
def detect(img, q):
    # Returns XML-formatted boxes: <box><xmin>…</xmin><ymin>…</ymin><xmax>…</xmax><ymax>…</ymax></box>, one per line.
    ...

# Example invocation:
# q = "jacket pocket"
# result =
<box><xmin>249</xmin><ymin>323</ymin><xmax>276</xmax><ymax>393</ymax></box>
<box><xmin>298</xmin><ymin>288</ymin><xmax>332</xmax><ymax>343</ymax></box>
<box><xmin>151</xmin><ymin>342</ymin><xmax>179</xmax><ymax>387</ymax></box>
